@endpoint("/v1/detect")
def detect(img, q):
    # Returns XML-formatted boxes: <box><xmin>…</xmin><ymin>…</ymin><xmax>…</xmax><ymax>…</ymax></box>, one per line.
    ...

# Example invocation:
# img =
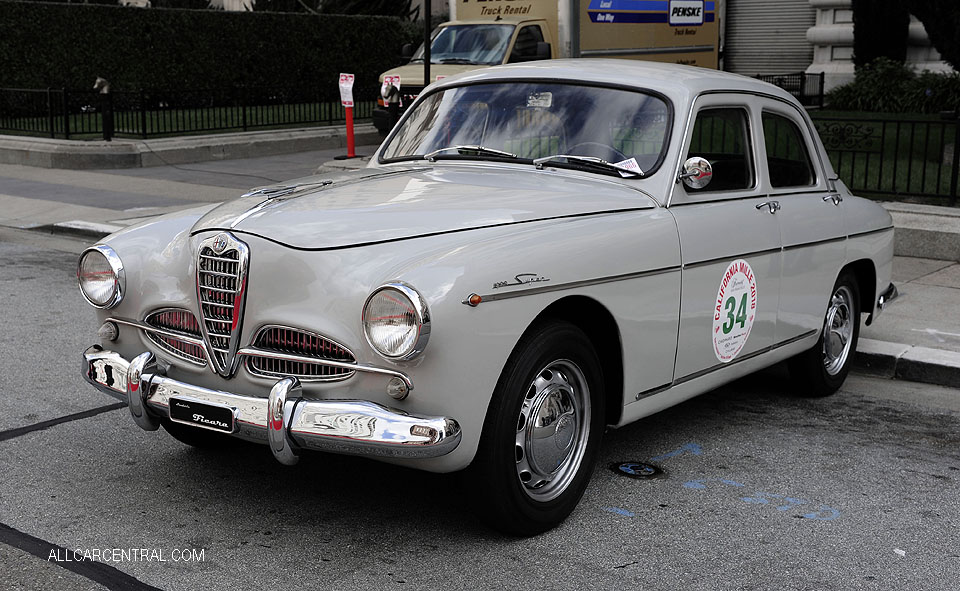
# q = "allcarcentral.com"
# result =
<box><xmin>48</xmin><ymin>547</ymin><xmax>206</xmax><ymax>563</ymax></box>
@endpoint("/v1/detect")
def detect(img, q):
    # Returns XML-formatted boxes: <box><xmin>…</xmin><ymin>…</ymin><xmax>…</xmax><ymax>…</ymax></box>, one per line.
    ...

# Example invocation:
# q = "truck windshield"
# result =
<box><xmin>381</xmin><ymin>82</ymin><xmax>671</xmax><ymax>176</ymax></box>
<box><xmin>411</xmin><ymin>24</ymin><xmax>515</xmax><ymax>65</ymax></box>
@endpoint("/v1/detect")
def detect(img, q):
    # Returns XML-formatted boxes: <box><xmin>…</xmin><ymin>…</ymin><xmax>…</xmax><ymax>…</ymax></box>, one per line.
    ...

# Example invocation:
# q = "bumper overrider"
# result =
<box><xmin>82</xmin><ymin>346</ymin><xmax>462</xmax><ymax>465</ymax></box>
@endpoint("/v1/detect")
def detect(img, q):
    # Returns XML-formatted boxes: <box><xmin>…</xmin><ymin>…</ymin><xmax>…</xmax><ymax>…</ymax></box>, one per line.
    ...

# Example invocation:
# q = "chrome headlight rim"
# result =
<box><xmin>78</xmin><ymin>244</ymin><xmax>125</xmax><ymax>309</ymax></box>
<box><xmin>362</xmin><ymin>282</ymin><xmax>431</xmax><ymax>361</ymax></box>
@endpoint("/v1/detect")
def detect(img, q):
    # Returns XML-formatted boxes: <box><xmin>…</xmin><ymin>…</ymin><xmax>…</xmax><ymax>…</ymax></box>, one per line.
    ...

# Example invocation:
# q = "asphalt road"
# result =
<box><xmin>1</xmin><ymin>231</ymin><xmax>959</xmax><ymax>591</ymax></box>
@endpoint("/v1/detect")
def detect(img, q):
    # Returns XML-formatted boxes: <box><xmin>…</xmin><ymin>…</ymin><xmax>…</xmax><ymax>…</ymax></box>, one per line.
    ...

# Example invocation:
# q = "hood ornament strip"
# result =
<box><xmin>232</xmin><ymin>180</ymin><xmax>333</xmax><ymax>228</ymax></box>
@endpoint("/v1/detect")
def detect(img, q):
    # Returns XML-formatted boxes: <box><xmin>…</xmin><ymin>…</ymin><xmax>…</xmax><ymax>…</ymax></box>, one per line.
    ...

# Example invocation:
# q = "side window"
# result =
<box><xmin>686</xmin><ymin>108</ymin><xmax>754</xmax><ymax>192</ymax></box>
<box><xmin>508</xmin><ymin>26</ymin><xmax>545</xmax><ymax>63</ymax></box>
<box><xmin>762</xmin><ymin>112</ymin><xmax>815</xmax><ymax>188</ymax></box>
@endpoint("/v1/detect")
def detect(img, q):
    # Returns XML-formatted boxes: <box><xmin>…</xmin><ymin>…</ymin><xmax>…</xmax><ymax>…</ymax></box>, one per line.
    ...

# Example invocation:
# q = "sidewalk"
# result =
<box><xmin>0</xmin><ymin>141</ymin><xmax>956</xmax><ymax>389</ymax></box>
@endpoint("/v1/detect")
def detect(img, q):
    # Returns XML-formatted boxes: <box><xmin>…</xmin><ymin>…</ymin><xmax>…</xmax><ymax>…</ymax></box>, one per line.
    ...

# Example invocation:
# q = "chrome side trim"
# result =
<box><xmin>848</xmin><ymin>226</ymin><xmax>894</xmax><ymax>239</ymax></box>
<box><xmin>462</xmin><ymin>265</ymin><xmax>680</xmax><ymax>306</ymax></box>
<box><xmin>682</xmin><ymin>247</ymin><xmax>782</xmax><ymax>270</ymax></box>
<box><xmin>633</xmin><ymin>329</ymin><xmax>818</xmax><ymax>400</ymax></box>
<box><xmin>237</xmin><ymin>346</ymin><xmax>414</xmax><ymax>391</ymax></box>
<box><xmin>81</xmin><ymin>347</ymin><xmax>461</xmax><ymax>460</ymax></box>
<box><xmin>782</xmin><ymin>235</ymin><xmax>847</xmax><ymax>252</ymax></box>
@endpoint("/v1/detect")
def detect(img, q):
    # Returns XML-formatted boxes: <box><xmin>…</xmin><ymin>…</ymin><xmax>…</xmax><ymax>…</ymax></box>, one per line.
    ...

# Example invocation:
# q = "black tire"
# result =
<box><xmin>468</xmin><ymin>321</ymin><xmax>605</xmax><ymax>536</ymax></box>
<box><xmin>161</xmin><ymin>419</ymin><xmax>233</xmax><ymax>449</ymax></box>
<box><xmin>788</xmin><ymin>271</ymin><xmax>860</xmax><ymax>397</ymax></box>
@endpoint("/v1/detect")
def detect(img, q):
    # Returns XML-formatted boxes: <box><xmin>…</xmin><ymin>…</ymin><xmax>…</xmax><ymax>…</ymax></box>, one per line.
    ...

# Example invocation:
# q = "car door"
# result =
<box><xmin>669</xmin><ymin>95</ymin><xmax>782</xmax><ymax>380</ymax></box>
<box><xmin>757</xmin><ymin>100</ymin><xmax>846</xmax><ymax>343</ymax></box>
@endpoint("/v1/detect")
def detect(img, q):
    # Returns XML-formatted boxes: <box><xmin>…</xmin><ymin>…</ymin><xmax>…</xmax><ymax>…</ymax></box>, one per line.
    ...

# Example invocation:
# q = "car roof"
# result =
<box><xmin>431</xmin><ymin>59</ymin><xmax>800</xmax><ymax>106</ymax></box>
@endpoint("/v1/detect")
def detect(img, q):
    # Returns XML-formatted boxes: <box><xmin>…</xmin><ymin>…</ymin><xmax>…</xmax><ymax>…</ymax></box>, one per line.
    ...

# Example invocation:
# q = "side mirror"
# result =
<box><xmin>401</xmin><ymin>44</ymin><xmax>413</xmax><ymax>61</ymax></box>
<box><xmin>536</xmin><ymin>41</ymin><xmax>551</xmax><ymax>60</ymax></box>
<box><xmin>679</xmin><ymin>157</ymin><xmax>713</xmax><ymax>190</ymax></box>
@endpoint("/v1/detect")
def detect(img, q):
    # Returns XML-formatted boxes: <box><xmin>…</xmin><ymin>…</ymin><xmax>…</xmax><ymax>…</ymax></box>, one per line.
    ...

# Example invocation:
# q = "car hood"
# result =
<box><xmin>192</xmin><ymin>165</ymin><xmax>658</xmax><ymax>250</ymax></box>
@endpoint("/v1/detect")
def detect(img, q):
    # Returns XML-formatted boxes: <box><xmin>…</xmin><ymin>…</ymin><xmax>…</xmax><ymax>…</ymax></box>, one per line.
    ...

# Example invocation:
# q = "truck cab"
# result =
<box><xmin>373</xmin><ymin>18</ymin><xmax>554</xmax><ymax>136</ymax></box>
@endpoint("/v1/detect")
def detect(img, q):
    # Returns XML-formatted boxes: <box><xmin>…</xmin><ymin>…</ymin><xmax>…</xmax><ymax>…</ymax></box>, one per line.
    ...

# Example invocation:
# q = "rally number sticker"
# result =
<box><xmin>712</xmin><ymin>259</ymin><xmax>757</xmax><ymax>362</ymax></box>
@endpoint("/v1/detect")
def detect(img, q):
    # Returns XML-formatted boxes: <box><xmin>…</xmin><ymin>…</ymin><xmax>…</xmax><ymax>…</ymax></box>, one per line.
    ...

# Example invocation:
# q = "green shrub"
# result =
<box><xmin>0</xmin><ymin>1</ymin><xmax>420</xmax><ymax>96</ymax></box>
<box><xmin>827</xmin><ymin>58</ymin><xmax>960</xmax><ymax>113</ymax></box>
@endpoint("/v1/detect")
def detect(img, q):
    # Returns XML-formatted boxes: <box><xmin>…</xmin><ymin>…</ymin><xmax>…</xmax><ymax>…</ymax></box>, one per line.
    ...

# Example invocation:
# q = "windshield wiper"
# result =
<box><xmin>437</xmin><ymin>58</ymin><xmax>479</xmax><ymax>65</ymax></box>
<box><xmin>424</xmin><ymin>145</ymin><xmax>520</xmax><ymax>162</ymax></box>
<box><xmin>532</xmin><ymin>154</ymin><xmax>644</xmax><ymax>178</ymax></box>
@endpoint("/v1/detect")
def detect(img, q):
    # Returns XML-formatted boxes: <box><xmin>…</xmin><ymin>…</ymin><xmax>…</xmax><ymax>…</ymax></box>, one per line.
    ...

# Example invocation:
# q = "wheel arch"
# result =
<box><xmin>528</xmin><ymin>295</ymin><xmax>625</xmax><ymax>426</ymax></box>
<box><xmin>841</xmin><ymin>258</ymin><xmax>876</xmax><ymax>323</ymax></box>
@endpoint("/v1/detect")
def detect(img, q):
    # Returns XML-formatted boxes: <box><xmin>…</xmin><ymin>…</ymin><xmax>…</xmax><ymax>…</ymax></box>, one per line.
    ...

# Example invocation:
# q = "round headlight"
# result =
<box><xmin>362</xmin><ymin>283</ymin><xmax>430</xmax><ymax>360</ymax></box>
<box><xmin>78</xmin><ymin>245</ymin><xmax>124</xmax><ymax>309</ymax></box>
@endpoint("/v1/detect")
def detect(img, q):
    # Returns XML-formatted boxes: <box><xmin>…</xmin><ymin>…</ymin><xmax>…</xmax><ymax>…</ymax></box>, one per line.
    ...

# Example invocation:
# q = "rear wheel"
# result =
<box><xmin>789</xmin><ymin>272</ymin><xmax>860</xmax><ymax>397</ymax></box>
<box><xmin>468</xmin><ymin>321</ymin><xmax>605</xmax><ymax>536</ymax></box>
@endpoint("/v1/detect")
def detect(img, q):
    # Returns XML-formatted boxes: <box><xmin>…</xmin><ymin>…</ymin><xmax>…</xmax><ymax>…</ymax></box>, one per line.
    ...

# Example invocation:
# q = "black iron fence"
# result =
<box><xmin>810</xmin><ymin>112</ymin><xmax>959</xmax><ymax>205</ymax></box>
<box><xmin>756</xmin><ymin>72</ymin><xmax>825</xmax><ymax>108</ymax></box>
<box><xmin>0</xmin><ymin>86</ymin><xmax>375</xmax><ymax>140</ymax></box>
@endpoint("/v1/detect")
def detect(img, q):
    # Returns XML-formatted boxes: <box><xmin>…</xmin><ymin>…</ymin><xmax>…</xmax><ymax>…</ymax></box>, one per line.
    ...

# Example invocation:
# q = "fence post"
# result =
<box><xmin>240</xmin><ymin>86</ymin><xmax>247</xmax><ymax>131</ymax></box>
<box><xmin>46</xmin><ymin>88</ymin><xmax>56</xmax><ymax>139</ymax></box>
<box><xmin>61</xmin><ymin>89</ymin><xmax>70</xmax><ymax>140</ymax></box>
<box><xmin>100</xmin><ymin>91</ymin><xmax>114</xmax><ymax>141</ymax></box>
<box><xmin>818</xmin><ymin>72</ymin><xmax>825</xmax><ymax>108</ymax></box>
<box><xmin>950</xmin><ymin>111</ymin><xmax>959</xmax><ymax>206</ymax></box>
<box><xmin>139</xmin><ymin>89</ymin><xmax>148</xmax><ymax>139</ymax></box>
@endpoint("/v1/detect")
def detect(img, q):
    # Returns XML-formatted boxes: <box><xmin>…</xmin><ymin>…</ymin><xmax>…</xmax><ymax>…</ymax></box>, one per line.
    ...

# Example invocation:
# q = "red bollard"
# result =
<box><xmin>345</xmin><ymin>105</ymin><xmax>356</xmax><ymax>158</ymax></box>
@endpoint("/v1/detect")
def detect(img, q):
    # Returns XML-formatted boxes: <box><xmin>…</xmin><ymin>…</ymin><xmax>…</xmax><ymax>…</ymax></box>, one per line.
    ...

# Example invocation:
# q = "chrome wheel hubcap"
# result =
<box><xmin>822</xmin><ymin>285</ymin><xmax>855</xmax><ymax>376</ymax></box>
<box><xmin>515</xmin><ymin>360</ymin><xmax>590</xmax><ymax>502</ymax></box>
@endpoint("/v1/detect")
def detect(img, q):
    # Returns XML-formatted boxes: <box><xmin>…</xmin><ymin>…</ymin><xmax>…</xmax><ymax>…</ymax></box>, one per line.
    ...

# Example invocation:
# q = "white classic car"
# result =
<box><xmin>80</xmin><ymin>60</ymin><xmax>896</xmax><ymax>535</ymax></box>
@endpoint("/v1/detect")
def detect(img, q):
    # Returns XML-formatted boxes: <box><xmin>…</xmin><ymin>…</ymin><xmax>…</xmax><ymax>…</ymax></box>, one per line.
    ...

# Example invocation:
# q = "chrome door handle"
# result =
<box><xmin>823</xmin><ymin>194</ymin><xmax>843</xmax><ymax>206</ymax></box>
<box><xmin>756</xmin><ymin>201</ymin><xmax>780</xmax><ymax>214</ymax></box>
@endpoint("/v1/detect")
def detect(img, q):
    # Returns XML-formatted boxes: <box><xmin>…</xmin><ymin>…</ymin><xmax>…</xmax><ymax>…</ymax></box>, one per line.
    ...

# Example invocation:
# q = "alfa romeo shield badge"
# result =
<box><xmin>712</xmin><ymin>259</ymin><xmax>757</xmax><ymax>362</ymax></box>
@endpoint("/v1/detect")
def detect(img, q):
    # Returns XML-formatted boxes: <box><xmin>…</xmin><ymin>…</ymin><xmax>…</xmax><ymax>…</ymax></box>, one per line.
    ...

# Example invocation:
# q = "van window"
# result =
<box><xmin>509</xmin><ymin>26</ymin><xmax>545</xmax><ymax>63</ymax></box>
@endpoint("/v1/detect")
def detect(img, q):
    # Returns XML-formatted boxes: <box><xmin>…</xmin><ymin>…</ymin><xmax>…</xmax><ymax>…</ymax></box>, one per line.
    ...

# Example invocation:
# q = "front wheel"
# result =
<box><xmin>468</xmin><ymin>321</ymin><xmax>605</xmax><ymax>536</ymax></box>
<box><xmin>789</xmin><ymin>272</ymin><xmax>860</xmax><ymax>397</ymax></box>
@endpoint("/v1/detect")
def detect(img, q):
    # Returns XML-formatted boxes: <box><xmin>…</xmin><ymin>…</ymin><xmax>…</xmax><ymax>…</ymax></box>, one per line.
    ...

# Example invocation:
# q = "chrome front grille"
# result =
<box><xmin>196</xmin><ymin>233</ymin><xmax>249</xmax><ymax>377</ymax></box>
<box><xmin>245</xmin><ymin>326</ymin><xmax>356</xmax><ymax>382</ymax></box>
<box><xmin>144</xmin><ymin>309</ymin><xmax>206</xmax><ymax>366</ymax></box>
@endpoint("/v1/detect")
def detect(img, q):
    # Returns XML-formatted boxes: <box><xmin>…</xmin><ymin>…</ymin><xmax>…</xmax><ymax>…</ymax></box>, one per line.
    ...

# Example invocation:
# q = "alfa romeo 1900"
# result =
<box><xmin>80</xmin><ymin>61</ymin><xmax>896</xmax><ymax>534</ymax></box>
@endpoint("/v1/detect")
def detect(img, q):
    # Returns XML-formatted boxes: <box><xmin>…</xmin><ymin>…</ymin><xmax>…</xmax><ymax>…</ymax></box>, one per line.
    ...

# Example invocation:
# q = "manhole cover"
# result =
<box><xmin>611</xmin><ymin>461</ymin><xmax>663</xmax><ymax>479</ymax></box>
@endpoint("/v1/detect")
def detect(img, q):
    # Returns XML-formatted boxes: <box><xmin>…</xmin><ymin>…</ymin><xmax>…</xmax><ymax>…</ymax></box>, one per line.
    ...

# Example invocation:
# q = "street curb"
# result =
<box><xmin>0</xmin><ymin>124</ymin><xmax>382</xmax><ymax>170</ymax></box>
<box><xmin>854</xmin><ymin>338</ymin><xmax>960</xmax><ymax>389</ymax></box>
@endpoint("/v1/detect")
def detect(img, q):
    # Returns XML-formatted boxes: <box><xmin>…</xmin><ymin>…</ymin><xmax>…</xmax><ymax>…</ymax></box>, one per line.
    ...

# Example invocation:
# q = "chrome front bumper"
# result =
<box><xmin>82</xmin><ymin>346</ymin><xmax>462</xmax><ymax>465</ymax></box>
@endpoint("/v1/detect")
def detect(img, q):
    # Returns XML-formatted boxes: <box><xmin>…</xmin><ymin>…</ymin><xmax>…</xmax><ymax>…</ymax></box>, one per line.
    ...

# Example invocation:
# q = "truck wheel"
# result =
<box><xmin>161</xmin><ymin>419</ymin><xmax>232</xmax><ymax>449</ymax></box>
<box><xmin>788</xmin><ymin>272</ymin><xmax>860</xmax><ymax>397</ymax></box>
<box><xmin>469</xmin><ymin>321</ymin><xmax>605</xmax><ymax>536</ymax></box>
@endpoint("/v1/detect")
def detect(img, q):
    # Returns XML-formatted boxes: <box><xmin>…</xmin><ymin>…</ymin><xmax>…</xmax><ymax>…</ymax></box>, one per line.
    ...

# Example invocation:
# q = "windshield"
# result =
<box><xmin>411</xmin><ymin>25</ymin><xmax>515</xmax><ymax>65</ymax></box>
<box><xmin>381</xmin><ymin>82</ymin><xmax>671</xmax><ymax>175</ymax></box>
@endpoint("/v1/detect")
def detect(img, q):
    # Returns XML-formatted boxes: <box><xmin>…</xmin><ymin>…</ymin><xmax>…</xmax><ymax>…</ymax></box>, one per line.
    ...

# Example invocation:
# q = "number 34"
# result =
<box><xmin>722</xmin><ymin>293</ymin><xmax>748</xmax><ymax>334</ymax></box>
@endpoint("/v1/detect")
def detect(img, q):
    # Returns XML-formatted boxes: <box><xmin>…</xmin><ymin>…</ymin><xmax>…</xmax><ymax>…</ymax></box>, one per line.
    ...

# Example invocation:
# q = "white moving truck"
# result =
<box><xmin>373</xmin><ymin>0</ymin><xmax>722</xmax><ymax>134</ymax></box>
